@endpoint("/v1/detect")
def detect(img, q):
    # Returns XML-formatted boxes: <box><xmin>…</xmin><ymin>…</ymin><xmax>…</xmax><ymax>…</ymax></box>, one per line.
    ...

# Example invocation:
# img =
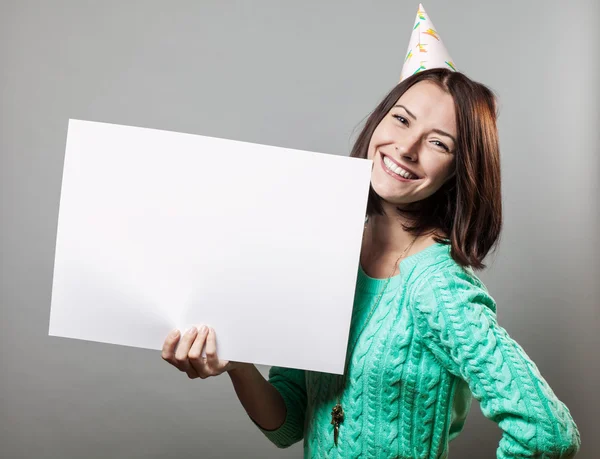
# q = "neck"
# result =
<box><xmin>360</xmin><ymin>210</ymin><xmax>439</xmax><ymax>274</ymax></box>
<box><xmin>362</xmin><ymin>213</ymin><xmax>416</xmax><ymax>256</ymax></box>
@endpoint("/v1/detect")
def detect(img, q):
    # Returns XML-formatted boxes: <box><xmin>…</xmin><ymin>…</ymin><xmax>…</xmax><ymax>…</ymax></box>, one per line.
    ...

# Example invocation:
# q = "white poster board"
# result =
<box><xmin>49</xmin><ymin>119</ymin><xmax>372</xmax><ymax>374</ymax></box>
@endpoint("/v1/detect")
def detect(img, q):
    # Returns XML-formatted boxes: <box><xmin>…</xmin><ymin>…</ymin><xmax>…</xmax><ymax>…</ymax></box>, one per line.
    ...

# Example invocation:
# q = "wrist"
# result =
<box><xmin>227</xmin><ymin>362</ymin><xmax>253</xmax><ymax>376</ymax></box>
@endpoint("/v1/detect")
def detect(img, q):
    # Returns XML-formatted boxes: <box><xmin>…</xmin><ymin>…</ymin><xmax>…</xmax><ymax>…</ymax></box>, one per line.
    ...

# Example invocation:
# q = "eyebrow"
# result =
<box><xmin>395</xmin><ymin>104</ymin><xmax>417</xmax><ymax>120</ymax></box>
<box><xmin>394</xmin><ymin>104</ymin><xmax>457</xmax><ymax>144</ymax></box>
<box><xmin>431</xmin><ymin>128</ymin><xmax>457</xmax><ymax>145</ymax></box>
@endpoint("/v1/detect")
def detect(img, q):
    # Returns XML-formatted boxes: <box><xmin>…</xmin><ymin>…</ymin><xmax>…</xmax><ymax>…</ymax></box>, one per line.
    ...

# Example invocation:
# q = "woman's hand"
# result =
<box><xmin>161</xmin><ymin>325</ymin><xmax>248</xmax><ymax>379</ymax></box>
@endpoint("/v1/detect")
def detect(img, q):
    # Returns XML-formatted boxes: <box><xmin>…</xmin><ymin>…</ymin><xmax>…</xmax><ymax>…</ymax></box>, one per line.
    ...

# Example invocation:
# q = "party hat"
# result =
<box><xmin>399</xmin><ymin>3</ymin><xmax>457</xmax><ymax>82</ymax></box>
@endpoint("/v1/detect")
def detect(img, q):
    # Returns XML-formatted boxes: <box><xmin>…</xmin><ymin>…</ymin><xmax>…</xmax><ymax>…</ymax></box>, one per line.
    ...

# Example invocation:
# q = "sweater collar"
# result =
<box><xmin>356</xmin><ymin>241</ymin><xmax>451</xmax><ymax>293</ymax></box>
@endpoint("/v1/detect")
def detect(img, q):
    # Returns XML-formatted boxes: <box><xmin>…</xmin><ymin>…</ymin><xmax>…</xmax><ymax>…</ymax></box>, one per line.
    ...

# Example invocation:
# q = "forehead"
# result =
<box><xmin>395</xmin><ymin>81</ymin><xmax>457</xmax><ymax>129</ymax></box>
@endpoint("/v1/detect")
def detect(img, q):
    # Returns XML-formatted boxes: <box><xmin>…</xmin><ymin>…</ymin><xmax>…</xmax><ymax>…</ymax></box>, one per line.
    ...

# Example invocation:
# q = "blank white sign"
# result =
<box><xmin>49</xmin><ymin>119</ymin><xmax>372</xmax><ymax>374</ymax></box>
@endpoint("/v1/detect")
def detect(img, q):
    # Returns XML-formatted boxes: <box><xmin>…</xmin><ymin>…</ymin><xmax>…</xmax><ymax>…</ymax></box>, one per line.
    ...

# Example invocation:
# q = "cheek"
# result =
<box><xmin>368</xmin><ymin>121</ymin><xmax>396</xmax><ymax>159</ymax></box>
<box><xmin>366</xmin><ymin>137</ymin><xmax>376</xmax><ymax>160</ymax></box>
<box><xmin>428</xmin><ymin>161</ymin><xmax>454</xmax><ymax>186</ymax></box>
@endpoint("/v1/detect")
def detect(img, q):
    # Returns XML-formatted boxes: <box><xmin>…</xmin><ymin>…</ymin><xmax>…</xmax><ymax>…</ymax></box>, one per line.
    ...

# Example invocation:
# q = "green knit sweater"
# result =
<box><xmin>251</xmin><ymin>242</ymin><xmax>581</xmax><ymax>458</ymax></box>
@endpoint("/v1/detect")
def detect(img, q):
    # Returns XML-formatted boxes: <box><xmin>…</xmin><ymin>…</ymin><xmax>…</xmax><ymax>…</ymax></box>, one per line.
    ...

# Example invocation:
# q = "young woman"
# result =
<box><xmin>161</xmin><ymin>68</ymin><xmax>581</xmax><ymax>457</ymax></box>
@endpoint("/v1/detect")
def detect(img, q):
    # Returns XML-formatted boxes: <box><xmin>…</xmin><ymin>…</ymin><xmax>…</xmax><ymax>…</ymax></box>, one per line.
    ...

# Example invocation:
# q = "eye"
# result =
<box><xmin>392</xmin><ymin>114</ymin><xmax>409</xmax><ymax>126</ymax></box>
<box><xmin>431</xmin><ymin>140</ymin><xmax>450</xmax><ymax>152</ymax></box>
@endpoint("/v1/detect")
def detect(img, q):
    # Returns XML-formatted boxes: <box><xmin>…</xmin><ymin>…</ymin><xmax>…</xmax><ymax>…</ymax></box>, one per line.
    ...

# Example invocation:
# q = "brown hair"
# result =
<box><xmin>350</xmin><ymin>68</ymin><xmax>502</xmax><ymax>270</ymax></box>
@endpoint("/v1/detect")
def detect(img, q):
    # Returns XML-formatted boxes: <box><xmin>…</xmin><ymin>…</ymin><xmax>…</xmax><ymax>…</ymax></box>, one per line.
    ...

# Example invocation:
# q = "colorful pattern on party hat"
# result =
<box><xmin>399</xmin><ymin>4</ymin><xmax>456</xmax><ymax>82</ymax></box>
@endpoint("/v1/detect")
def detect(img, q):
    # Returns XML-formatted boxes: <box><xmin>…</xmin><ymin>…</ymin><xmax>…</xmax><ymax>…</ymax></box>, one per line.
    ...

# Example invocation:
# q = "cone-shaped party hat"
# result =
<box><xmin>399</xmin><ymin>4</ymin><xmax>457</xmax><ymax>82</ymax></box>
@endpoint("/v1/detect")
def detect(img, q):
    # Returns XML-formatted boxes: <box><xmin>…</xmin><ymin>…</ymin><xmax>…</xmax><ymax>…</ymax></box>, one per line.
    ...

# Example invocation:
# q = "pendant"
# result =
<box><xmin>330</xmin><ymin>403</ymin><xmax>344</xmax><ymax>446</ymax></box>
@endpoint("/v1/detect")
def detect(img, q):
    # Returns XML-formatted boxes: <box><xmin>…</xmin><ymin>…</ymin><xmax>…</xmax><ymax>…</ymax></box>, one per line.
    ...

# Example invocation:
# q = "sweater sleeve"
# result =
<box><xmin>250</xmin><ymin>365</ymin><xmax>307</xmax><ymax>449</ymax></box>
<box><xmin>411</xmin><ymin>269</ymin><xmax>581</xmax><ymax>458</ymax></box>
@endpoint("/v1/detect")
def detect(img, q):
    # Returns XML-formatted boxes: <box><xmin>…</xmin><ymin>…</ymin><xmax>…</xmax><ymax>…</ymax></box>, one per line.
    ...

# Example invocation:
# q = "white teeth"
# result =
<box><xmin>383</xmin><ymin>156</ymin><xmax>418</xmax><ymax>179</ymax></box>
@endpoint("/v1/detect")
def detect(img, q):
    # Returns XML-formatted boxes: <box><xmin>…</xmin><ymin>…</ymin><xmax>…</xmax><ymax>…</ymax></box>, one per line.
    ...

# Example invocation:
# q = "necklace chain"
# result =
<box><xmin>330</xmin><ymin>217</ymin><xmax>420</xmax><ymax>446</ymax></box>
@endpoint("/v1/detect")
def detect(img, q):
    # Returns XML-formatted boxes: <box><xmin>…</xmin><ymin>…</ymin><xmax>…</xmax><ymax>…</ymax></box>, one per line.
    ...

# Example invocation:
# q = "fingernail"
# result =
<box><xmin>200</xmin><ymin>325</ymin><xmax>208</xmax><ymax>333</ymax></box>
<box><xmin>170</xmin><ymin>329</ymin><xmax>180</xmax><ymax>337</ymax></box>
<box><xmin>187</xmin><ymin>326</ymin><xmax>197</xmax><ymax>334</ymax></box>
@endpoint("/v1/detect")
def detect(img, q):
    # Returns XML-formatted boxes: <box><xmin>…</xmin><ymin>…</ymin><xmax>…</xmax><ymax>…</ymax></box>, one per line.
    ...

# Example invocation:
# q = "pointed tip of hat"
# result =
<box><xmin>399</xmin><ymin>2</ymin><xmax>456</xmax><ymax>82</ymax></box>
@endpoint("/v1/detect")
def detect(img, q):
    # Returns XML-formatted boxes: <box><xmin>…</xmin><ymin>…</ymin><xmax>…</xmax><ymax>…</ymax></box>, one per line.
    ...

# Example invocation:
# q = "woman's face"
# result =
<box><xmin>367</xmin><ymin>80</ymin><xmax>457</xmax><ymax>208</ymax></box>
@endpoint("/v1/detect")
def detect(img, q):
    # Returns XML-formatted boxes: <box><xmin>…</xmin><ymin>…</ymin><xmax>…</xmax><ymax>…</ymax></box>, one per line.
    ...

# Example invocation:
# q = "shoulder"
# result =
<box><xmin>404</xmin><ymin>266</ymin><xmax>499</xmax><ymax>353</ymax></box>
<box><xmin>406</xmin><ymin>252</ymin><xmax>497</xmax><ymax>322</ymax></box>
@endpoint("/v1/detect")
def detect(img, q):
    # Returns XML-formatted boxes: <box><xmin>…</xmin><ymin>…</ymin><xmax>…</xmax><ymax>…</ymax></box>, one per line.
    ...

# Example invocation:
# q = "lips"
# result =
<box><xmin>380</xmin><ymin>156</ymin><xmax>420</xmax><ymax>183</ymax></box>
<box><xmin>381</xmin><ymin>153</ymin><xmax>421</xmax><ymax>179</ymax></box>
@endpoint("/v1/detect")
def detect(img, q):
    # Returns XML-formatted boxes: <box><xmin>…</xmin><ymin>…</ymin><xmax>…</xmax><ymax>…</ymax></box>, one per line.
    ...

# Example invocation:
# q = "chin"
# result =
<box><xmin>371</xmin><ymin>186</ymin><xmax>417</xmax><ymax>204</ymax></box>
<box><xmin>372</xmin><ymin>176</ymin><xmax>428</xmax><ymax>198</ymax></box>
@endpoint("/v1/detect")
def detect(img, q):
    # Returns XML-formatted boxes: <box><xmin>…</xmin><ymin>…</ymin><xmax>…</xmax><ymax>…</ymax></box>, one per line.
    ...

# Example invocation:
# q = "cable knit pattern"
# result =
<box><xmin>251</xmin><ymin>242</ymin><xmax>581</xmax><ymax>458</ymax></box>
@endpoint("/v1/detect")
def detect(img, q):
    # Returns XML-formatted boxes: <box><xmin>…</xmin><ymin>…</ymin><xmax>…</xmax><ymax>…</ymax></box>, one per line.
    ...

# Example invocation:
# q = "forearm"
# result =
<box><xmin>227</xmin><ymin>364</ymin><xmax>286</xmax><ymax>431</ymax></box>
<box><xmin>413</xmin><ymin>273</ymin><xmax>581</xmax><ymax>457</ymax></box>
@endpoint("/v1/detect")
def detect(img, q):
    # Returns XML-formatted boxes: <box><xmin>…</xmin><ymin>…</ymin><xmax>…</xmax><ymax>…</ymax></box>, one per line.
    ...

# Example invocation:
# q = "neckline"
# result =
<box><xmin>356</xmin><ymin>241</ymin><xmax>449</xmax><ymax>293</ymax></box>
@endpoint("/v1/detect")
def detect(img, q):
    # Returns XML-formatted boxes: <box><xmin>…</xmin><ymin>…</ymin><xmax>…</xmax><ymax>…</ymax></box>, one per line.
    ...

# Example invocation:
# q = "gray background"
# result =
<box><xmin>1</xmin><ymin>0</ymin><xmax>598</xmax><ymax>458</ymax></box>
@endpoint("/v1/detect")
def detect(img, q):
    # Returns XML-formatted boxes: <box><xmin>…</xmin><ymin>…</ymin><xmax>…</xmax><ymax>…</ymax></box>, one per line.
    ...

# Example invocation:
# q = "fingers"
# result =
<box><xmin>162</xmin><ymin>325</ymin><xmax>226</xmax><ymax>379</ymax></box>
<box><xmin>189</xmin><ymin>325</ymin><xmax>210</xmax><ymax>377</ymax></box>
<box><xmin>162</xmin><ymin>328</ymin><xmax>181</xmax><ymax>363</ymax></box>
<box><xmin>174</xmin><ymin>326</ymin><xmax>199</xmax><ymax>377</ymax></box>
<box><xmin>204</xmin><ymin>327</ymin><xmax>219</xmax><ymax>368</ymax></box>
<box><xmin>204</xmin><ymin>327</ymin><xmax>232</xmax><ymax>375</ymax></box>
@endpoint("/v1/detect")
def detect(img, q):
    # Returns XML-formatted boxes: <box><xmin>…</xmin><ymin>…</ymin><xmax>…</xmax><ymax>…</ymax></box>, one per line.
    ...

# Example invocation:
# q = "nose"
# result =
<box><xmin>394</xmin><ymin>136</ymin><xmax>420</xmax><ymax>162</ymax></box>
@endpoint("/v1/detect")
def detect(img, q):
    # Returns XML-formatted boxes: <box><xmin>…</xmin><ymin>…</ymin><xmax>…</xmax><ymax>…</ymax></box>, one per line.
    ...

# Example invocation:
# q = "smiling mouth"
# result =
<box><xmin>380</xmin><ymin>154</ymin><xmax>420</xmax><ymax>180</ymax></box>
